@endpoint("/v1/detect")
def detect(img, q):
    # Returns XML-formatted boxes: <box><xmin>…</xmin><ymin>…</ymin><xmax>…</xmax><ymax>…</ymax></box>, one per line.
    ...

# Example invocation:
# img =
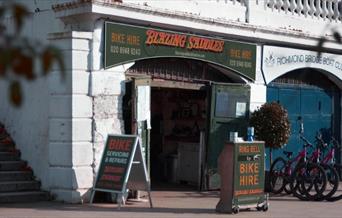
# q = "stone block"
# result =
<box><xmin>48</xmin><ymin>142</ymin><xmax>93</xmax><ymax>167</ymax></box>
<box><xmin>52</xmin><ymin>50</ymin><xmax>89</xmax><ymax>71</ymax></box>
<box><xmin>72</xmin><ymin>166</ymin><xmax>93</xmax><ymax>189</ymax></box>
<box><xmin>49</xmin><ymin>118</ymin><xmax>92</xmax><ymax>142</ymax></box>
<box><xmin>49</xmin><ymin>118</ymin><xmax>72</xmax><ymax>142</ymax></box>
<box><xmin>48</xmin><ymin>70</ymin><xmax>89</xmax><ymax>95</ymax></box>
<box><xmin>72</xmin><ymin>95</ymin><xmax>92</xmax><ymax>118</ymax></box>
<box><xmin>49</xmin><ymin>167</ymin><xmax>73</xmax><ymax>189</ymax></box>
<box><xmin>49</xmin><ymin>142</ymin><xmax>72</xmax><ymax>167</ymax></box>
<box><xmin>49</xmin><ymin>95</ymin><xmax>72</xmax><ymax>118</ymax></box>
<box><xmin>93</xmin><ymin>141</ymin><xmax>106</xmax><ymax>172</ymax></box>
<box><xmin>72</xmin><ymin>118</ymin><xmax>92</xmax><ymax>142</ymax></box>
<box><xmin>89</xmin><ymin>70</ymin><xmax>125</xmax><ymax>96</ymax></box>
<box><xmin>72</xmin><ymin>142</ymin><xmax>93</xmax><ymax>166</ymax></box>
<box><xmin>93</xmin><ymin>95</ymin><xmax>122</xmax><ymax>119</ymax></box>
<box><xmin>93</xmin><ymin>118</ymin><xmax>124</xmax><ymax>143</ymax></box>
<box><xmin>49</xmin><ymin>166</ymin><xmax>93</xmax><ymax>190</ymax></box>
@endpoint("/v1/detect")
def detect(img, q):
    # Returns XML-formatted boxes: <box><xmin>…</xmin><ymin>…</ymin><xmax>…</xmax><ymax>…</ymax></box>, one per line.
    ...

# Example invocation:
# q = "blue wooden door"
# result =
<box><xmin>266</xmin><ymin>85</ymin><xmax>335</xmax><ymax>169</ymax></box>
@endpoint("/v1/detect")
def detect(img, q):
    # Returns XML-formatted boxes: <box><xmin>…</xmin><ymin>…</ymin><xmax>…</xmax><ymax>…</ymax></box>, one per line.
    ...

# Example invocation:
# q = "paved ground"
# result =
<box><xmin>1</xmin><ymin>187</ymin><xmax>342</xmax><ymax>218</ymax></box>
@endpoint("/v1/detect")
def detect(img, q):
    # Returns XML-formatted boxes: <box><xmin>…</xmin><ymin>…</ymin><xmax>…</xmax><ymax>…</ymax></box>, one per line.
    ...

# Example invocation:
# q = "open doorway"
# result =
<box><xmin>150</xmin><ymin>87</ymin><xmax>208</xmax><ymax>190</ymax></box>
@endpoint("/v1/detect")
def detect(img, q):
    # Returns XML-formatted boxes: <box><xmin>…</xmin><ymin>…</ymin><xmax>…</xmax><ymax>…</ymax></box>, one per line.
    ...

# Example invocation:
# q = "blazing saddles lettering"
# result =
<box><xmin>145</xmin><ymin>29</ymin><xmax>224</xmax><ymax>53</ymax></box>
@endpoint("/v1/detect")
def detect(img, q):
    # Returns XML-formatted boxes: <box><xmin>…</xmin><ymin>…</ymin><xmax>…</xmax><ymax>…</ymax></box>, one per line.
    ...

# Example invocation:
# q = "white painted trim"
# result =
<box><xmin>262</xmin><ymin>46</ymin><xmax>342</xmax><ymax>85</ymax></box>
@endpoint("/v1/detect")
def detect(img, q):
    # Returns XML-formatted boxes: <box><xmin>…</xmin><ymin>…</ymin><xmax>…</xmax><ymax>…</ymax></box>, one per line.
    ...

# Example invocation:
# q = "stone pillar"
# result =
<box><xmin>249</xmin><ymin>45</ymin><xmax>266</xmax><ymax>113</ymax></box>
<box><xmin>90</xmin><ymin>67</ymin><xmax>128</xmax><ymax>174</ymax></box>
<box><xmin>90</xmin><ymin>19</ymin><xmax>134</xmax><ymax>188</ymax></box>
<box><xmin>48</xmin><ymin>31</ymin><xmax>93</xmax><ymax>203</ymax></box>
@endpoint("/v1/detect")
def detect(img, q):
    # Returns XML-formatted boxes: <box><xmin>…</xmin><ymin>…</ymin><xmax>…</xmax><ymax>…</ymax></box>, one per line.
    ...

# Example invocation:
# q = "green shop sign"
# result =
<box><xmin>104</xmin><ymin>22</ymin><xmax>257</xmax><ymax>80</ymax></box>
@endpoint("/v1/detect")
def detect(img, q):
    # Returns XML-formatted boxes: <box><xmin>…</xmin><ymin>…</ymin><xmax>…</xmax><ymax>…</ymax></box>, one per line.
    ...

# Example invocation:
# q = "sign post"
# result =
<box><xmin>90</xmin><ymin>134</ymin><xmax>153</xmax><ymax>209</ymax></box>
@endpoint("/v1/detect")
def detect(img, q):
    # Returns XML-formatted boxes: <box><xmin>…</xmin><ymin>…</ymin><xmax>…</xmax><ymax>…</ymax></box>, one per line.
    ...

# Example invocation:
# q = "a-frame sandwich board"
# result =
<box><xmin>90</xmin><ymin>134</ymin><xmax>153</xmax><ymax>209</ymax></box>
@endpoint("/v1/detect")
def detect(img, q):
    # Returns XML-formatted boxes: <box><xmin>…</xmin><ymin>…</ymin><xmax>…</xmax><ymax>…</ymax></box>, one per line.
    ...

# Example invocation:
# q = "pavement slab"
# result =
<box><xmin>0</xmin><ymin>188</ymin><xmax>342</xmax><ymax>218</ymax></box>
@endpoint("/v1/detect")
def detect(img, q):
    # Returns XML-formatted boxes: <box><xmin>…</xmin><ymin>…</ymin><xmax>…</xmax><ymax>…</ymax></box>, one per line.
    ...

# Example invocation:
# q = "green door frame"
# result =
<box><xmin>206</xmin><ymin>82</ymin><xmax>250</xmax><ymax>190</ymax></box>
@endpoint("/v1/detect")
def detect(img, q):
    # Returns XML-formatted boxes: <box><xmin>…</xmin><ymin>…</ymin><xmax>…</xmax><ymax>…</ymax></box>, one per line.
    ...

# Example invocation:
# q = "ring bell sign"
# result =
<box><xmin>104</xmin><ymin>22</ymin><xmax>256</xmax><ymax>80</ymax></box>
<box><xmin>234</xmin><ymin>142</ymin><xmax>265</xmax><ymax>204</ymax></box>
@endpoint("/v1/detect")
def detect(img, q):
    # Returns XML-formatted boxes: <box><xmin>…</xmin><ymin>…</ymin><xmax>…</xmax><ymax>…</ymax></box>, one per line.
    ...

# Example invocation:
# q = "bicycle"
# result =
<box><xmin>270</xmin><ymin>119</ymin><xmax>327</xmax><ymax>201</ymax></box>
<box><xmin>299</xmin><ymin>133</ymin><xmax>338</xmax><ymax>201</ymax></box>
<box><xmin>269</xmin><ymin>142</ymin><xmax>309</xmax><ymax>195</ymax></box>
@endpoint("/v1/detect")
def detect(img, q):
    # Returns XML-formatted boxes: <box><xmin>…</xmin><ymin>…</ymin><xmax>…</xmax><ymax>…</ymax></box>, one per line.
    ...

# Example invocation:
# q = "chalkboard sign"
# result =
<box><xmin>90</xmin><ymin>134</ymin><xmax>152</xmax><ymax>209</ymax></box>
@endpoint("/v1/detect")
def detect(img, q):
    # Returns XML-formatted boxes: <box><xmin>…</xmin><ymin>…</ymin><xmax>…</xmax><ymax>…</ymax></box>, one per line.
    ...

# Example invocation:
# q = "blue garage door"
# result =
<box><xmin>266</xmin><ymin>85</ymin><xmax>337</xmax><ymax>169</ymax></box>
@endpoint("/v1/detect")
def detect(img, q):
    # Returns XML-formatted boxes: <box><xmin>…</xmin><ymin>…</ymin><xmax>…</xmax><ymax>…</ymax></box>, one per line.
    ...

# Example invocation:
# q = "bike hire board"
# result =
<box><xmin>90</xmin><ymin>134</ymin><xmax>153</xmax><ymax>209</ymax></box>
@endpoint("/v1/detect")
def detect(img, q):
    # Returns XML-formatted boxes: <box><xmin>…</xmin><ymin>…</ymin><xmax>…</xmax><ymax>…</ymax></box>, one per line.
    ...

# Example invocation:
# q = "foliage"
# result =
<box><xmin>250</xmin><ymin>102</ymin><xmax>290</xmax><ymax>149</ymax></box>
<box><xmin>0</xmin><ymin>2</ymin><xmax>65</xmax><ymax>107</ymax></box>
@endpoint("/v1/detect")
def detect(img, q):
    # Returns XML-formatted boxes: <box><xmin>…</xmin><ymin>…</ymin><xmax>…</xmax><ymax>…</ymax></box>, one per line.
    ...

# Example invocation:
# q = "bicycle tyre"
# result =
<box><xmin>290</xmin><ymin>163</ymin><xmax>310</xmax><ymax>201</ymax></box>
<box><xmin>269</xmin><ymin>157</ymin><xmax>287</xmax><ymax>194</ymax></box>
<box><xmin>301</xmin><ymin>162</ymin><xmax>327</xmax><ymax>201</ymax></box>
<box><xmin>316</xmin><ymin>164</ymin><xmax>339</xmax><ymax>201</ymax></box>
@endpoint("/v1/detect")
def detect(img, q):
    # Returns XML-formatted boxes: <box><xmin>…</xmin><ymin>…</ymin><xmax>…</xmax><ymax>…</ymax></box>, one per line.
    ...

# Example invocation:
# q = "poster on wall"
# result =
<box><xmin>104</xmin><ymin>22</ymin><xmax>257</xmax><ymax>80</ymax></box>
<box><xmin>235</xmin><ymin>102</ymin><xmax>247</xmax><ymax>117</ymax></box>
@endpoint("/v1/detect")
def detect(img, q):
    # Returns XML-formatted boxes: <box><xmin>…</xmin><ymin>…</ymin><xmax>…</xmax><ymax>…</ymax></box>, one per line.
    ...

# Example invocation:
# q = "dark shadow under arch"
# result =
<box><xmin>125</xmin><ymin>57</ymin><xmax>249</xmax><ymax>84</ymax></box>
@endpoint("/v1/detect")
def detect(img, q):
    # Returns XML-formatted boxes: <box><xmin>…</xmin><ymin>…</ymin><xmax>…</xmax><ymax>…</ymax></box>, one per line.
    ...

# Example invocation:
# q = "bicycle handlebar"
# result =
<box><xmin>300</xmin><ymin>135</ymin><xmax>312</xmax><ymax>148</ymax></box>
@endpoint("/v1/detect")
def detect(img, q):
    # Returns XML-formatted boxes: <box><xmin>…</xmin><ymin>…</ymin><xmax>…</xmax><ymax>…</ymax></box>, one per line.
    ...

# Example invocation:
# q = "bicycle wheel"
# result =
<box><xmin>315</xmin><ymin>164</ymin><xmax>339</xmax><ymax>201</ymax></box>
<box><xmin>283</xmin><ymin>180</ymin><xmax>292</xmax><ymax>195</ymax></box>
<box><xmin>333</xmin><ymin>164</ymin><xmax>342</xmax><ymax>179</ymax></box>
<box><xmin>269</xmin><ymin>157</ymin><xmax>287</xmax><ymax>194</ymax></box>
<box><xmin>301</xmin><ymin>163</ymin><xmax>327</xmax><ymax>201</ymax></box>
<box><xmin>290</xmin><ymin>163</ymin><xmax>310</xmax><ymax>201</ymax></box>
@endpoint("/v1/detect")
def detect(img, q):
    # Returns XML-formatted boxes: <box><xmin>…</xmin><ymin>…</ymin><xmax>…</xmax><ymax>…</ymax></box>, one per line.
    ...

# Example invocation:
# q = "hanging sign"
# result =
<box><xmin>90</xmin><ymin>134</ymin><xmax>153</xmax><ymax>209</ymax></box>
<box><xmin>104</xmin><ymin>22</ymin><xmax>256</xmax><ymax>80</ymax></box>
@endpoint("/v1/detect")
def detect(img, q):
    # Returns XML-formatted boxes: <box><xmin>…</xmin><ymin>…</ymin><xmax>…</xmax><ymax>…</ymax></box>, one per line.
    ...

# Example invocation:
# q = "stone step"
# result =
<box><xmin>0</xmin><ymin>191</ymin><xmax>49</xmax><ymax>203</ymax></box>
<box><xmin>0</xmin><ymin>145</ymin><xmax>15</xmax><ymax>152</ymax></box>
<box><xmin>0</xmin><ymin>171</ymin><xmax>33</xmax><ymax>182</ymax></box>
<box><xmin>0</xmin><ymin>152</ymin><xmax>20</xmax><ymax>161</ymax></box>
<box><xmin>0</xmin><ymin>181</ymin><xmax>41</xmax><ymax>192</ymax></box>
<box><xmin>0</xmin><ymin>137</ymin><xmax>15</xmax><ymax>146</ymax></box>
<box><xmin>0</xmin><ymin>161</ymin><xmax>27</xmax><ymax>171</ymax></box>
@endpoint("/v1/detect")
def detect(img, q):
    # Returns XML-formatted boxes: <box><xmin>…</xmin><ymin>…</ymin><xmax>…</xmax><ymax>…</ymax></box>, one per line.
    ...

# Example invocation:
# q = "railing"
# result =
<box><xmin>264</xmin><ymin>0</ymin><xmax>342</xmax><ymax>22</ymax></box>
